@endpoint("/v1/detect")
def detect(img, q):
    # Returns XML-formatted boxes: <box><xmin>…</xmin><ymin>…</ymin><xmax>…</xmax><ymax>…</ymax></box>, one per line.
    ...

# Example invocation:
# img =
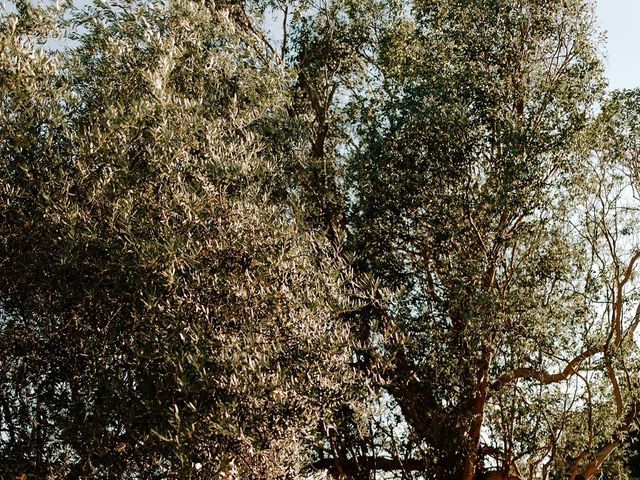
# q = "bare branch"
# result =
<box><xmin>490</xmin><ymin>346</ymin><xmax>601</xmax><ymax>391</ymax></box>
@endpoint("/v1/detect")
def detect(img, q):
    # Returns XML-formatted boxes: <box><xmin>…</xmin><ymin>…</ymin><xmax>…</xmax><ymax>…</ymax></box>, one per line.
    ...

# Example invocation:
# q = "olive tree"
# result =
<box><xmin>0</xmin><ymin>1</ymin><xmax>364</xmax><ymax>477</ymax></box>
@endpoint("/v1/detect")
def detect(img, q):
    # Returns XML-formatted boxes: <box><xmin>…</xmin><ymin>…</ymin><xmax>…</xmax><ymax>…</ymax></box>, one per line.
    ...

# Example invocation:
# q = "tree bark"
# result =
<box><xmin>462</xmin><ymin>343</ymin><xmax>493</xmax><ymax>480</ymax></box>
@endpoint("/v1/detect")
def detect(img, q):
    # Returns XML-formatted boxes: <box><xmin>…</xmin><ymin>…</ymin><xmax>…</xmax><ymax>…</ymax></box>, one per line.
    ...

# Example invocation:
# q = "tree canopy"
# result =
<box><xmin>3</xmin><ymin>0</ymin><xmax>640</xmax><ymax>479</ymax></box>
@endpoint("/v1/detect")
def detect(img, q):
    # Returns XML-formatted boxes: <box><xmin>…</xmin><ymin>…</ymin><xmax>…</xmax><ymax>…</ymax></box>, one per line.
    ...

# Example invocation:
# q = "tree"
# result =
<box><xmin>0</xmin><ymin>1</ymin><xmax>363</xmax><ymax>477</ymax></box>
<box><xmin>345</xmin><ymin>0</ymin><xmax>640</xmax><ymax>478</ymax></box>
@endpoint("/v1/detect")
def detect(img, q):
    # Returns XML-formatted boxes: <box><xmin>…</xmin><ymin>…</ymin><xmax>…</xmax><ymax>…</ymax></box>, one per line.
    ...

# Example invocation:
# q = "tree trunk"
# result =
<box><xmin>462</xmin><ymin>344</ymin><xmax>493</xmax><ymax>480</ymax></box>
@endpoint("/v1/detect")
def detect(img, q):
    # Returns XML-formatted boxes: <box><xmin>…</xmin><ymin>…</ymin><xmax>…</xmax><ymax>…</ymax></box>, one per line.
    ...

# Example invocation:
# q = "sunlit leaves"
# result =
<box><xmin>0</xmin><ymin>1</ymin><xmax>362</xmax><ymax>478</ymax></box>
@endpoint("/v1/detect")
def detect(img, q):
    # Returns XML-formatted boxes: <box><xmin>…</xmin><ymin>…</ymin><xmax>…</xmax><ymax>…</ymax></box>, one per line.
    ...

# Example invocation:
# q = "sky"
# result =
<box><xmin>596</xmin><ymin>0</ymin><xmax>640</xmax><ymax>90</ymax></box>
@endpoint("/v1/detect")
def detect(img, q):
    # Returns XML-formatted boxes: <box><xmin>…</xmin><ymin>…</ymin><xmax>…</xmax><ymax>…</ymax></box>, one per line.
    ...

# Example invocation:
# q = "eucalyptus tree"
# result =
<box><xmin>0</xmin><ymin>1</ymin><xmax>364</xmax><ymax>477</ymax></box>
<box><xmin>570</xmin><ymin>89</ymin><xmax>640</xmax><ymax>480</ymax></box>
<box><xmin>345</xmin><ymin>0</ymin><xmax>640</xmax><ymax>478</ymax></box>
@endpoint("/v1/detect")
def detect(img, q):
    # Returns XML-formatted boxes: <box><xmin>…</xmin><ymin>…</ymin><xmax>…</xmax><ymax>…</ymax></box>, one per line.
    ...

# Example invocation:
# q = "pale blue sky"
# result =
<box><xmin>596</xmin><ymin>0</ymin><xmax>640</xmax><ymax>90</ymax></box>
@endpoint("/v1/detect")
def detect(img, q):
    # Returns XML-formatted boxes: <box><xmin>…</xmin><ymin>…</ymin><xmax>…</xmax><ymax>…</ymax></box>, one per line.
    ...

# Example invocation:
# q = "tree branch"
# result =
<box><xmin>490</xmin><ymin>346</ymin><xmax>601</xmax><ymax>391</ymax></box>
<box><xmin>572</xmin><ymin>402</ymin><xmax>640</xmax><ymax>480</ymax></box>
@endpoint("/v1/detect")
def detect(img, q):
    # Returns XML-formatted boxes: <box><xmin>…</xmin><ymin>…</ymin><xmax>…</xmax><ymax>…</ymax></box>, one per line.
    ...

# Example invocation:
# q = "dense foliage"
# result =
<box><xmin>3</xmin><ymin>0</ymin><xmax>640</xmax><ymax>479</ymax></box>
<box><xmin>0</xmin><ymin>1</ymin><xmax>361</xmax><ymax>477</ymax></box>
